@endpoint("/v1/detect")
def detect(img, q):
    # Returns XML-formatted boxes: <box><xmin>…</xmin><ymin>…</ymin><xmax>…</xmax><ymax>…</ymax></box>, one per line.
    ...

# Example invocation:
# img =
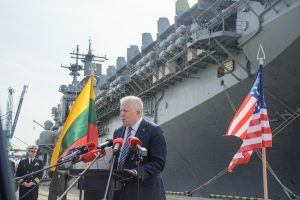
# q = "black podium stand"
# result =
<box><xmin>69</xmin><ymin>169</ymin><xmax>134</xmax><ymax>200</ymax></box>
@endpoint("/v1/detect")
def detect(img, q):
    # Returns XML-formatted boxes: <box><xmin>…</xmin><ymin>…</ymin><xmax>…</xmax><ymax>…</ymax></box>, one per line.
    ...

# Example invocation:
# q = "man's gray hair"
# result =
<box><xmin>120</xmin><ymin>96</ymin><xmax>143</xmax><ymax>114</ymax></box>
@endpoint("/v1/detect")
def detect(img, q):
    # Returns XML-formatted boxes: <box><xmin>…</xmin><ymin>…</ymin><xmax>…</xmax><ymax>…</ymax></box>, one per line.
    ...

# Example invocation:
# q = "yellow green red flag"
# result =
<box><xmin>50</xmin><ymin>76</ymin><xmax>98</xmax><ymax>170</ymax></box>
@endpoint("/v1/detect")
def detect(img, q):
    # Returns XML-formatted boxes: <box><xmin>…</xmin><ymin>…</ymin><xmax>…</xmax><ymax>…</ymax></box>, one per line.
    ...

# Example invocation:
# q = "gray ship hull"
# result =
<box><xmin>162</xmin><ymin>36</ymin><xmax>300</xmax><ymax>199</ymax></box>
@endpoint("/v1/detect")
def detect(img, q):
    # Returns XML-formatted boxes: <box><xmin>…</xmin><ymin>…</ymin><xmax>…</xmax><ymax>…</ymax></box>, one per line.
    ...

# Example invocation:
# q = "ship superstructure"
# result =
<box><xmin>40</xmin><ymin>0</ymin><xmax>300</xmax><ymax>199</ymax></box>
<box><xmin>38</xmin><ymin>41</ymin><xmax>108</xmax><ymax>167</ymax></box>
<box><xmin>93</xmin><ymin>0</ymin><xmax>300</xmax><ymax>198</ymax></box>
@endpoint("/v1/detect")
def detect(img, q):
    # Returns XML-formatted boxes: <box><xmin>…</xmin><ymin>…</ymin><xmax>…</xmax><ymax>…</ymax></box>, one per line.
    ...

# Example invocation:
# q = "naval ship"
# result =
<box><xmin>38</xmin><ymin>0</ymin><xmax>300</xmax><ymax>199</ymax></box>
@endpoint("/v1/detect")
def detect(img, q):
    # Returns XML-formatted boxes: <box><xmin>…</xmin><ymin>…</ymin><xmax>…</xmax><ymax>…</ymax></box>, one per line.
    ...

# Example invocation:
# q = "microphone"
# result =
<box><xmin>128</xmin><ymin>137</ymin><xmax>148</xmax><ymax>157</ymax></box>
<box><xmin>14</xmin><ymin>146</ymin><xmax>101</xmax><ymax>181</ymax></box>
<box><xmin>112</xmin><ymin>138</ymin><xmax>124</xmax><ymax>154</ymax></box>
<box><xmin>59</xmin><ymin>142</ymin><xmax>96</xmax><ymax>162</ymax></box>
<box><xmin>81</xmin><ymin>149</ymin><xmax>107</xmax><ymax>163</ymax></box>
<box><xmin>97</xmin><ymin>139</ymin><xmax>113</xmax><ymax>150</ymax></box>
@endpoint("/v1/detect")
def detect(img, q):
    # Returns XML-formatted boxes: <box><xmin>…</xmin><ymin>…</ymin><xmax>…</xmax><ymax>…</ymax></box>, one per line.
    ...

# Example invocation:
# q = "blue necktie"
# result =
<box><xmin>117</xmin><ymin>127</ymin><xmax>132</xmax><ymax>169</ymax></box>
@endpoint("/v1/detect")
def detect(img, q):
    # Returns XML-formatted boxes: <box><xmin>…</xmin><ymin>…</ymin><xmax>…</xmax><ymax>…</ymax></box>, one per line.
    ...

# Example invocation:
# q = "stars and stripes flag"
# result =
<box><xmin>226</xmin><ymin>64</ymin><xmax>272</xmax><ymax>172</ymax></box>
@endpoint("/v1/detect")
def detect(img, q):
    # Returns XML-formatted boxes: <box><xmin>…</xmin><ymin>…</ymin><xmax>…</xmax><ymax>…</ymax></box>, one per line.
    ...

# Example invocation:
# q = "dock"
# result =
<box><xmin>33</xmin><ymin>186</ymin><xmax>215</xmax><ymax>200</ymax></box>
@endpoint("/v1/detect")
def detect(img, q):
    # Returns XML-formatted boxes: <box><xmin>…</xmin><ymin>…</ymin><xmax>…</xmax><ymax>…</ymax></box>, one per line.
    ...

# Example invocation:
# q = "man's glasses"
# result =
<box><xmin>29</xmin><ymin>150</ymin><xmax>37</xmax><ymax>153</ymax></box>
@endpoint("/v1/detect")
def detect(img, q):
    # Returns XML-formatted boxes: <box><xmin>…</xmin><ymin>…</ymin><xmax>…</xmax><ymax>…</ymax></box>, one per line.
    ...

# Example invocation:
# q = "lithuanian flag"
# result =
<box><xmin>50</xmin><ymin>76</ymin><xmax>98</xmax><ymax>170</ymax></box>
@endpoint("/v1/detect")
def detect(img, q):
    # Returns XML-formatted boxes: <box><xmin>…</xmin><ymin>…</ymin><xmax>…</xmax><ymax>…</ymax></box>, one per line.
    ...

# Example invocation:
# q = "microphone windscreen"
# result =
<box><xmin>86</xmin><ymin>142</ymin><xmax>96</xmax><ymax>150</ymax></box>
<box><xmin>113</xmin><ymin>138</ymin><xmax>124</xmax><ymax>147</ymax></box>
<box><xmin>128</xmin><ymin>137</ymin><xmax>142</xmax><ymax>151</ymax></box>
<box><xmin>81</xmin><ymin>153</ymin><xmax>96</xmax><ymax>163</ymax></box>
<box><xmin>76</xmin><ymin>142</ymin><xmax>96</xmax><ymax>154</ymax></box>
<box><xmin>81</xmin><ymin>149</ymin><xmax>105</xmax><ymax>162</ymax></box>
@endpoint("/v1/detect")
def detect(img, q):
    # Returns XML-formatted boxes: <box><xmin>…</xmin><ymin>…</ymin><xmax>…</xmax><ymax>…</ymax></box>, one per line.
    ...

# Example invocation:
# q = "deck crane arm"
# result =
<box><xmin>10</xmin><ymin>85</ymin><xmax>28</xmax><ymax>138</ymax></box>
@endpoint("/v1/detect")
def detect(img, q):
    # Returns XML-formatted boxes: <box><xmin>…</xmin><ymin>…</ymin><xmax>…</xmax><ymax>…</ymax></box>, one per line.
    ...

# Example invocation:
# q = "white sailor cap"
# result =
<box><xmin>27</xmin><ymin>145</ymin><xmax>38</xmax><ymax>151</ymax></box>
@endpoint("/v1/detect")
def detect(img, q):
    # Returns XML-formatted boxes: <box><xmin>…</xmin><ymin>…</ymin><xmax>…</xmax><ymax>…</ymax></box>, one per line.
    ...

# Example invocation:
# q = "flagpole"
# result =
<box><xmin>262</xmin><ymin>148</ymin><xmax>268</xmax><ymax>200</ymax></box>
<box><xmin>257</xmin><ymin>44</ymin><xmax>268</xmax><ymax>200</ymax></box>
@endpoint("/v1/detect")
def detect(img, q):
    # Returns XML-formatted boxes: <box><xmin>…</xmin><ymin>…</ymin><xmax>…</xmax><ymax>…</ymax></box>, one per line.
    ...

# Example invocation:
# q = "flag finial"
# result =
<box><xmin>257</xmin><ymin>44</ymin><xmax>266</xmax><ymax>65</ymax></box>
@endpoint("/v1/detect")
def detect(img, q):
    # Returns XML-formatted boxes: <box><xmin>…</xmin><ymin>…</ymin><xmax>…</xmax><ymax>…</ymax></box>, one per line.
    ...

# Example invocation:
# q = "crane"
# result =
<box><xmin>5</xmin><ymin>85</ymin><xmax>28</xmax><ymax>144</ymax></box>
<box><xmin>4</xmin><ymin>87</ymin><xmax>14</xmax><ymax>138</ymax></box>
<box><xmin>11</xmin><ymin>85</ymin><xmax>28</xmax><ymax>139</ymax></box>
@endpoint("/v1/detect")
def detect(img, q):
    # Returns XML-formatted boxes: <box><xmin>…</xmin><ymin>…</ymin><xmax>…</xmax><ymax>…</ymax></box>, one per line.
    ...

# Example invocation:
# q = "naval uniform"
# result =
<box><xmin>16</xmin><ymin>157</ymin><xmax>43</xmax><ymax>200</ymax></box>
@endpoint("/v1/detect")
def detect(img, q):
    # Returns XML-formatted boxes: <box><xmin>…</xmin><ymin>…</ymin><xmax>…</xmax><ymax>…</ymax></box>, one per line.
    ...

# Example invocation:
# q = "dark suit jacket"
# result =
<box><xmin>113</xmin><ymin>119</ymin><xmax>167</xmax><ymax>200</ymax></box>
<box><xmin>16</xmin><ymin>158</ymin><xmax>43</xmax><ymax>185</ymax></box>
<box><xmin>16</xmin><ymin>157</ymin><xmax>43</xmax><ymax>200</ymax></box>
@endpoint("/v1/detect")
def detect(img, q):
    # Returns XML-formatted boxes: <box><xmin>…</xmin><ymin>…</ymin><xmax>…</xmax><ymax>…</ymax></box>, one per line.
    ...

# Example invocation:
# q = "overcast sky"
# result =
<box><xmin>0</xmin><ymin>0</ymin><xmax>197</xmax><ymax>150</ymax></box>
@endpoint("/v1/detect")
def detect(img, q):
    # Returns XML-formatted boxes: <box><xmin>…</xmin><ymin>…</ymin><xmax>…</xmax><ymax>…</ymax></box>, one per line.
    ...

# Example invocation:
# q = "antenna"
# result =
<box><xmin>69</xmin><ymin>39</ymin><xmax>108</xmax><ymax>77</ymax></box>
<box><xmin>61</xmin><ymin>45</ymin><xmax>83</xmax><ymax>84</ymax></box>
<box><xmin>70</xmin><ymin>39</ymin><xmax>108</xmax><ymax>76</ymax></box>
<box><xmin>70</xmin><ymin>39</ymin><xmax>108</xmax><ymax>63</ymax></box>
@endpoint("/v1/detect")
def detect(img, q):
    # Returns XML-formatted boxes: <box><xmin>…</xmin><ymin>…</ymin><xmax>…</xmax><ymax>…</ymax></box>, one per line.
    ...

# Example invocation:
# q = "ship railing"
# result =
<box><xmin>95</xmin><ymin>3</ymin><xmax>249</xmax><ymax>120</ymax></box>
<box><xmin>193</xmin><ymin>1</ymin><xmax>221</xmax><ymax>23</ymax></box>
<box><xmin>98</xmin><ymin>127</ymin><xmax>109</xmax><ymax>137</ymax></box>
<box><xmin>96</xmin><ymin>51</ymin><xmax>208</xmax><ymax>121</ymax></box>
<box><xmin>96</xmin><ymin>39</ymin><xmax>225</xmax><ymax>120</ymax></box>
<box><xmin>129</xmin><ymin>63</ymin><xmax>138</xmax><ymax>75</ymax></box>
<box><xmin>192</xmin><ymin>0</ymin><xmax>249</xmax><ymax>39</ymax></box>
<box><xmin>205</xmin><ymin>0</ymin><xmax>247</xmax><ymax>29</ymax></box>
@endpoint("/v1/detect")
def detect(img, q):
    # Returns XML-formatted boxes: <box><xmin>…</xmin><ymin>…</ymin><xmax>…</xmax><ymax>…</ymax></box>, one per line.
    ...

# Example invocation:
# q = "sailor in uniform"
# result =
<box><xmin>16</xmin><ymin>145</ymin><xmax>44</xmax><ymax>200</ymax></box>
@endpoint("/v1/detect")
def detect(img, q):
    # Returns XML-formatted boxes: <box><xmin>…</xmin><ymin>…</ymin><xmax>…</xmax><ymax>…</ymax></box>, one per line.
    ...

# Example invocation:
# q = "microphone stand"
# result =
<box><xmin>132</xmin><ymin>151</ymin><xmax>144</xmax><ymax>200</ymax></box>
<box><xmin>57</xmin><ymin>151</ymin><xmax>105</xmax><ymax>200</ymax></box>
<box><xmin>79</xmin><ymin>176</ymin><xmax>83</xmax><ymax>200</ymax></box>
<box><xmin>14</xmin><ymin>158</ymin><xmax>76</xmax><ymax>181</ymax></box>
<box><xmin>132</xmin><ymin>147</ymin><xmax>147</xmax><ymax>200</ymax></box>
<box><xmin>102</xmin><ymin>154</ymin><xmax>116</xmax><ymax>200</ymax></box>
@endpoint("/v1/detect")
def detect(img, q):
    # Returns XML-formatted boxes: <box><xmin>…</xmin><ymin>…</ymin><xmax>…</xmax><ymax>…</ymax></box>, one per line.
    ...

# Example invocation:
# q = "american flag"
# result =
<box><xmin>226</xmin><ymin>64</ymin><xmax>272</xmax><ymax>172</ymax></box>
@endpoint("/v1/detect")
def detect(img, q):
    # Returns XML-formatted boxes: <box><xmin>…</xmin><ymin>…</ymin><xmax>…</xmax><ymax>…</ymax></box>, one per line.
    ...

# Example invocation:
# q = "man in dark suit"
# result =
<box><xmin>16</xmin><ymin>145</ymin><xmax>43</xmax><ymax>200</ymax></box>
<box><xmin>113</xmin><ymin>96</ymin><xmax>167</xmax><ymax>200</ymax></box>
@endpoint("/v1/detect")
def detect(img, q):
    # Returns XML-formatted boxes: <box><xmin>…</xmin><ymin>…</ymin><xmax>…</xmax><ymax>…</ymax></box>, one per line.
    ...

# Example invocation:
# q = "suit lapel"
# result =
<box><xmin>119</xmin><ymin>127</ymin><xmax>126</xmax><ymax>138</ymax></box>
<box><xmin>32</xmin><ymin>158</ymin><xmax>36</xmax><ymax>166</ymax></box>
<box><xmin>126</xmin><ymin>119</ymin><xmax>148</xmax><ymax>160</ymax></box>
<box><xmin>25</xmin><ymin>158</ymin><xmax>29</xmax><ymax>166</ymax></box>
<box><xmin>135</xmin><ymin>119</ymin><xmax>147</xmax><ymax>139</ymax></box>
<box><xmin>114</xmin><ymin>127</ymin><xmax>125</xmax><ymax>139</ymax></box>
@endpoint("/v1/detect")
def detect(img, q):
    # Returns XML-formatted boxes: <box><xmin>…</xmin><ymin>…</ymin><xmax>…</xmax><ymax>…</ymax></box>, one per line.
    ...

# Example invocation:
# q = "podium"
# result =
<box><xmin>69</xmin><ymin>169</ymin><xmax>134</xmax><ymax>200</ymax></box>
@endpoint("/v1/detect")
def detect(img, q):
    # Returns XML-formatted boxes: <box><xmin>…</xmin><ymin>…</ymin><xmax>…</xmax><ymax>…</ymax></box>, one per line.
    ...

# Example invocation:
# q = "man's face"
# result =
<box><xmin>28</xmin><ymin>149</ymin><xmax>37</xmax><ymax>158</ymax></box>
<box><xmin>120</xmin><ymin>100</ymin><xmax>141</xmax><ymax>127</ymax></box>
